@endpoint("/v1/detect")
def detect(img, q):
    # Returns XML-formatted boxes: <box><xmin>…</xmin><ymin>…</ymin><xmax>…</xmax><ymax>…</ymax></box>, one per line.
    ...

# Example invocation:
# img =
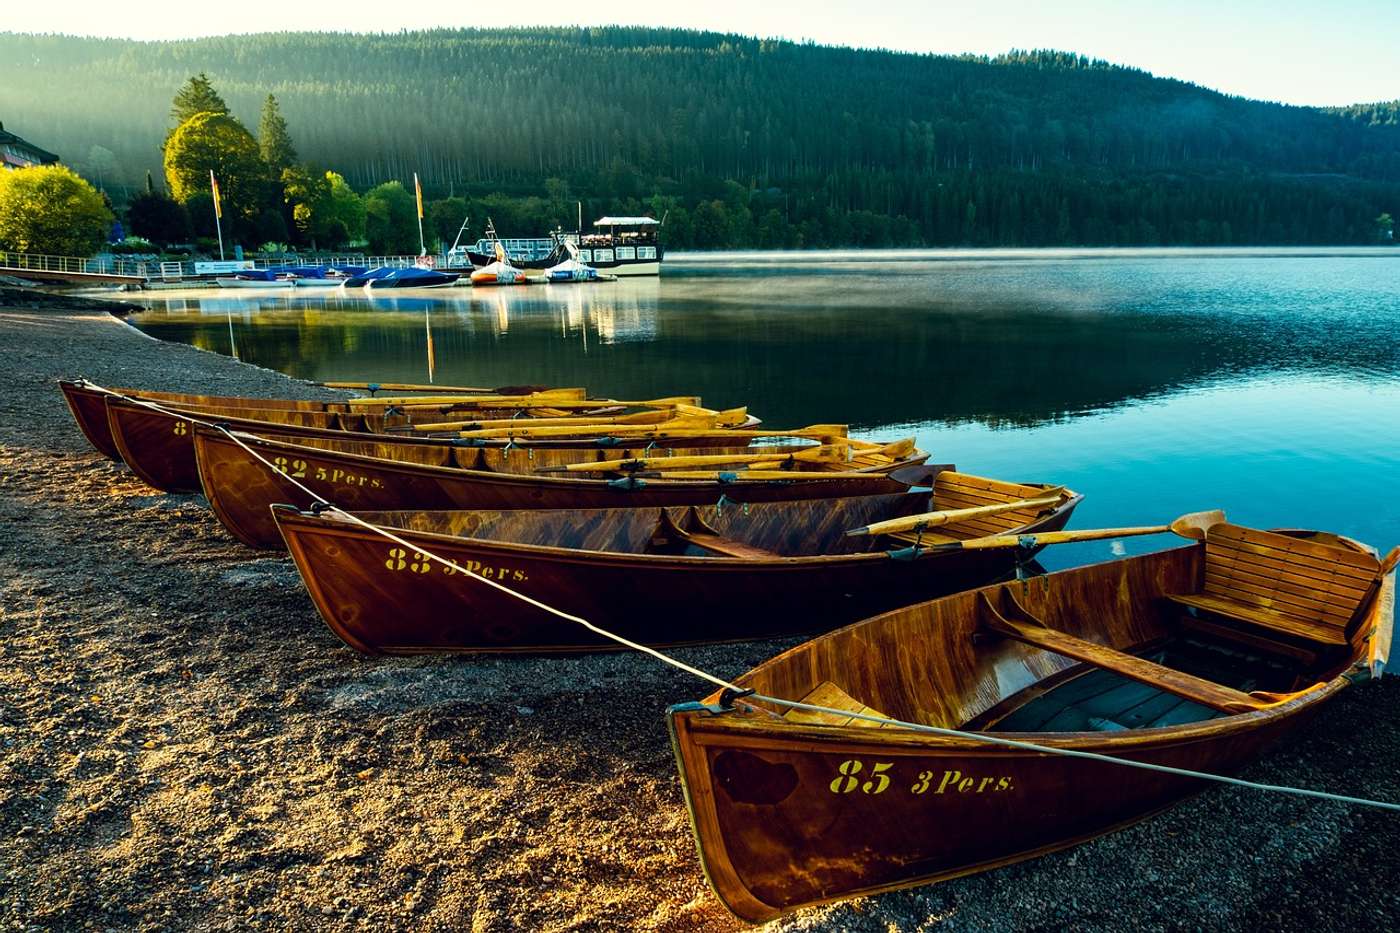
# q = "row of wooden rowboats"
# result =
<box><xmin>59</xmin><ymin>377</ymin><xmax>1397</xmax><ymax>922</ymax></box>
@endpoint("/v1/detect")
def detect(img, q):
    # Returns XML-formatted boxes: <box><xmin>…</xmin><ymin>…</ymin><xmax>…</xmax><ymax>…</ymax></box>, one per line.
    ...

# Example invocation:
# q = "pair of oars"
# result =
<box><xmin>318</xmin><ymin>381</ymin><xmax>497</xmax><ymax>394</ymax></box>
<box><xmin>848</xmin><ymin>497</ymin><xmax>1225</xmax><ymax>552</ymax></box>
<box><xmin>538</xmin><ymin>438</ymin><xmax>917</xmax><ymax>475</ymax></box>
<box><xmin>344</xmin><ymin>387</ymin><xmax>591</xmax><ymax>407</ymax></box>
<box><xmin>410</xmin><ymin>397</ymin><xmax>711</xmax><ymax>431</ymax></box>
<box><xmin>453</xmin><ymin>411</ymin><xmax>837</xmax><ymax>443</ymax></box>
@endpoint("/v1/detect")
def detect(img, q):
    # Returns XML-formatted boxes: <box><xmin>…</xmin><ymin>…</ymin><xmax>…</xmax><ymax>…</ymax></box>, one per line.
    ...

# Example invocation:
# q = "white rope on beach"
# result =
<box><xmin>85</xmin><ymin>381</ymin><xmax>1400</xmax><ymax>813</ymax></box>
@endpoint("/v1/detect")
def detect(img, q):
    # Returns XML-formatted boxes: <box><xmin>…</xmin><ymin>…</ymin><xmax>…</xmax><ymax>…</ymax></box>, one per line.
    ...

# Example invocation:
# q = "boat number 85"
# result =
<box><xmin>830</xmin><ymin>759</ymin><xmax>892</xmax><ymax>795</ymax></box>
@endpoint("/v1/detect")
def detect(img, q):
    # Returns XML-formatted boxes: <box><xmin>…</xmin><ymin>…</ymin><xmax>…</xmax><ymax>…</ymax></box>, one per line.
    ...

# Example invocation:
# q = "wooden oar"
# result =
<box><xmin>317</xmin><ymin>381</ymin><xmax>495</xmax><ymax>393</ymax></box>
<box><xmin>637</xmin><ymin>469</ymin><xmax>891</xmax><ymax>482</ymax></box>
<box><xmin>846</xmin><ymin>490</ymin><xmax>1067</xmax><ymax>537</ymax></box>
<box><xmin>453</xmin><ymin>407</ymin><xmax>752</xmax><ymax>440</ymax></box>
<box><xmin>606</xmin><ymin>424</ymin><xmax>850</xmax><ymax>443</ymax></box>
<box><xmin>345</xmin><ymin>388</ymin><xmax>589</xmax><ymax>406</ymax></box>
<box><xmin>541</xmin><ymin>437</ymin><xmax>913</xmax><ymax>474</ymax></box>
<box><xmin>923</xmin><ymin>510</ymin><xmax>1226</xmax><ymax>552</ymax></box>
<box><xmin>399</xmin><ymin>395</ymin><xmax>703</xmax><ymax>414</ymax></box>
<box><xmin>412</xmin><ymin>409</ymin><xmax>693</xmax><ymax>432</ymax></box>
<box><xmin>406</xmin><ymin>397</ymin><xmax>706</xmax><ymax>428</ymax></box>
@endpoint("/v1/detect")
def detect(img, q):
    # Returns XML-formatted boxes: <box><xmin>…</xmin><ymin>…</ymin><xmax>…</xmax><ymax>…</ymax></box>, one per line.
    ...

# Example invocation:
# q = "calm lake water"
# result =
<box><xmin>125</xmin><ymin>247</ymin><xmax>1400</xmax><ymax>570</ymax></box>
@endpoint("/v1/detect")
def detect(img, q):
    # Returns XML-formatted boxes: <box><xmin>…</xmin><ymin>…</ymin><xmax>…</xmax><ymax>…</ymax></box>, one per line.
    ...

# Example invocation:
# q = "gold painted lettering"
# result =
<box><xmin>830</xmin><ymin>760</ymin><xmax>862</xmax><ymax>794</ymax></box>
<box><xmin>385</xmin><ymin>547</ymin><xmax>407</xmax><ymax>571</ymax></box>
<box><xmin>935</xmin><ymin>770</ymin><xmax>962</xmax><ymax>794</ymax></box>
<box><xmin>861</xmin><ymin>762</ymin><xmax>892</xmax><ymax>795</ymax></box>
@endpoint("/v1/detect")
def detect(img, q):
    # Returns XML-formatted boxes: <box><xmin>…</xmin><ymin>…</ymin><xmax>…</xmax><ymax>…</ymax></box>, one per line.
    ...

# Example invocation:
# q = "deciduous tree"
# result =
<box><xmin>163</xmin><ymin>112</ymin><xmax>267</xmax><ymax>226</ymax></box>
<box><xmin>364</xmin><ymin>181</ymin><xmax>419</xmax><ymax>253</ymax></box>
<box><xmin>0</xmin><ymin>165</ymin><xmax>113</xmax><ymax>255</ymax></box>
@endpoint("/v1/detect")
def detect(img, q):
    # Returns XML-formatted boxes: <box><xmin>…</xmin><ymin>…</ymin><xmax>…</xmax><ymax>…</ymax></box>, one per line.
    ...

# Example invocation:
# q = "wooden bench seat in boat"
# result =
<box><xmin>1164</xmin><ymin>524</ymin><xmax>1388</xmax><ymax>648</ymax></box>
<box><xmin>647</xmin><ymin>507</ymin><xmax>784</xmax><ymax>560</ymax></box>
<box><xmin>978</xmin><ymin>591</ymin><xmax>1317</xmax><ymax>714</ymax></box>
<box><xmin>783</xmin><ymin>681</ymin><xmax>896</xmax><ymax>728</ymax></box>
<box><xmin>879</xmin><ymin>472</ymin><xmax>1064</xmax><ymax>548</ymax></box>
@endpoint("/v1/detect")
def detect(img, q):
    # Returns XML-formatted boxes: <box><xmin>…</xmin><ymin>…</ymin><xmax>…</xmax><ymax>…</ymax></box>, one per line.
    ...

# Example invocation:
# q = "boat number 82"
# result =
<box><xmin>272</xmin><ymin>456</ymin><xmax>308</xmax><ymax>479</ymax></box>
<box><xmin>830</xmin><ymin>759</ymin><xmax>892</xmax><ymax>795</ymax></box>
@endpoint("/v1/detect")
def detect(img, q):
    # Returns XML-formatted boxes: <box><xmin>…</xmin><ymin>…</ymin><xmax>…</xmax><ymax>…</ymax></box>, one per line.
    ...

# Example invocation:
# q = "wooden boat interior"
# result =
<box><xmin>242</xmin><ymin>434</ymin><xmax>825</xmax><ymax>472</ymax></box>
<box><xmin>713</xmin><ymin>524</ymin><xmax>1394</xmax><ymax>734</ymax></box>
<box><xmin>345</xmin><ymin>473</ymin><xmax>1074</xmax><ymax>559</ymax></box>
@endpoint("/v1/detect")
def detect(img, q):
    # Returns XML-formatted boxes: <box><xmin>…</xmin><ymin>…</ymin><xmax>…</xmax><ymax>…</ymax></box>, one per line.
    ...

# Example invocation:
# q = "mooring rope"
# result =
<box><xmin>85</xmin><ymin>381</ymin><xmax>1400</xmax><ymax>813</ymax></box>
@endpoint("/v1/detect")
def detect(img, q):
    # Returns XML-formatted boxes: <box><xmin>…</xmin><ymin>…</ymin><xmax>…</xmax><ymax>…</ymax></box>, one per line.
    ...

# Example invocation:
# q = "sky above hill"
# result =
<box><xmin>6</xmin><ymin>0</ymin><xmax>1395</xmax><ymax>107</ymax></box>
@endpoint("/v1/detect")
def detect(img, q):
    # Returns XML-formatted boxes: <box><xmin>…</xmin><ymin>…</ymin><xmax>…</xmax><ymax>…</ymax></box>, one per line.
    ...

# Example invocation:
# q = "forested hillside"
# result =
<box><xmin>1</xmin><ymin>28</ymin><xmax>1398</xmax><ymax>248</ymax></box>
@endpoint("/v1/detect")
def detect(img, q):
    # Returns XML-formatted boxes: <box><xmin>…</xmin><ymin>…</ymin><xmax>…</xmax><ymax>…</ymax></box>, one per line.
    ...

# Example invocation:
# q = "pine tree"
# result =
<box><xmin>259</xmin><ymin>95</ymin><xmax>297</xmax><ymax>177</ymax></box>
<box><xmin>169</xmin><ymin>73</ymin><xmax>228</xmax><ymax>126</ymax></box>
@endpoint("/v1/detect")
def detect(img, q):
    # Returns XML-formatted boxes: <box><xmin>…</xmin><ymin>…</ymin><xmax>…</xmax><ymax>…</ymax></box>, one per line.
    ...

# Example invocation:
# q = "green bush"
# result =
<box><xmin>0</xmin><ymin>164</ymin><xmax>113</xmax><ymax>255</ymax></box>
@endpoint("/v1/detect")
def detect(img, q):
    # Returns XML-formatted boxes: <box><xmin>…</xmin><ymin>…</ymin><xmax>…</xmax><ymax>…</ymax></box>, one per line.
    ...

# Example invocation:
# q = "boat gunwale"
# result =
<box><xmin>269</xmin><ymin>486</ymin><xmax>1080</xmax><ymax>569</ymax></box>
<box><xmin>192</xmin><ymin>424</ymin><xmax>933</xmax><ymax>489</ymax></box>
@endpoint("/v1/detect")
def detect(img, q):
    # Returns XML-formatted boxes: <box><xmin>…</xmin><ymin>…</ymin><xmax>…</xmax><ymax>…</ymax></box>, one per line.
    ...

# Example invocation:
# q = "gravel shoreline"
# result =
<box><xmin>1</xmin><ymin>294</ymin><xmax>1397</xmax><ymax>931</ymax></box>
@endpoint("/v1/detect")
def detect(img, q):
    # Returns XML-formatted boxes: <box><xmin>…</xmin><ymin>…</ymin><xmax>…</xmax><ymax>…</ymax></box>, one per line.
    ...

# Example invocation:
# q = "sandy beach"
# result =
<box><xmin>1</xmin><ymin>288</ymin><xmax>1398</xmax><ymax>932</ymax></box>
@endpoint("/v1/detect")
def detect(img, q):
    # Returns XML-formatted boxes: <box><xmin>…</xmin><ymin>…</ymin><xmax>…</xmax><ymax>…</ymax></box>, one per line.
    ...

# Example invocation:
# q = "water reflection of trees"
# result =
<box><xmin>129</xmin><ymin>277</ymin><xmax>1399</xmax><ymax>430</ymax></box>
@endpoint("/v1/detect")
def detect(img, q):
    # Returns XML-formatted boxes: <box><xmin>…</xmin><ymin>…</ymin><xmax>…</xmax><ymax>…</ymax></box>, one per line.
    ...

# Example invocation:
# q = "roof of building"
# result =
<box><xmin>0</xmin><ymin>121</ymin><xmax>60</xmax><ymax>164</ymax></box>
<box><xmin>593</xmin><ymin>216</ymin><xmax>659</xmax><ymax>226</ymax></box>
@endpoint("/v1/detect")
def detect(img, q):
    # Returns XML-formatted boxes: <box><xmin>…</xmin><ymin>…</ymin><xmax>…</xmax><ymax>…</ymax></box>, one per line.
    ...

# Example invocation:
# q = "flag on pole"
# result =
<box><xmin>414</xmin><ymin>173</ymin><xmax>424</xmax><ymax>220</ymax></box>
<box><xmin>210</xmin><ymin>170</ymin><xmax>222</xmax><ymax>219</ymax></box>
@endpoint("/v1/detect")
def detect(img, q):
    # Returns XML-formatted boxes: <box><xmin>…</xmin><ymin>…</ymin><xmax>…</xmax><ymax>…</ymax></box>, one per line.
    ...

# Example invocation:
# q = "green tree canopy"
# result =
<box><xmin>323</xmin><ymin>171</ymin><xmax>366</xmax><ymax>245</ymax></box>
<box><xmin>259</xmin><ymin>94</ymin><xmax>297</xmax><ymax>177</ymax></box>
<box><xmin>169</xmin><ymin>72</ymin><xmax>228</xmax><ymax>126</ymax></box>
<box><xmin>125</xmin><ymin>190</ymin><xmax>191</xmax><ymax>245</ymax></box>
<box><xmin>280</xmin><ymin>163</ymin><xmax>331</xmax><ymax>246</ymax></box>
<box><xmin>363</xmin><ymin>181</ymin><xmax>419</xmax><ymax>253</ymax></box>
<box><xmin>163</xmin><ymin>111</ymin><xmax>267</xmax><ymax>225</ymax></box>
<box><xmin>427</xmin><ymin>196</ymin><xmax>468</xmax><ymax>248</ymax></box>
<box><xmin>0</xmin><ymin>164</ymin><xmax>113</xmax><ymax>255</ymax></box>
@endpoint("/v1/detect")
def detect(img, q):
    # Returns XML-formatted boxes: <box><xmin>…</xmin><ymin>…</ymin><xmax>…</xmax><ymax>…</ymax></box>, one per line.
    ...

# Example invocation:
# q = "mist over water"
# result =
<box><xmin>127</xmin><ymin>248</ymin><xmax>1400</xmax><ymax>570</ymax></box>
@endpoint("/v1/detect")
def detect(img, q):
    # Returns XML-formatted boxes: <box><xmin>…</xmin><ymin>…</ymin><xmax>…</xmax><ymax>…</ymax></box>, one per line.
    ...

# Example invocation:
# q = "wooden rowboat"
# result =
<box><xmin>271</xmin><ymin>474</ymin><xmax>1079</xmax><ymax>653</ymax></box>
<box><xmin>57</xmin><ymin>378</ymin><xmax>557</xmax><ymax>460</ymax></box>
<box><xmin>193</xmin><ymin>427</ymin><xmax>932</xmax><ymax>550</ymax></box>
<box><xmin>667</xmin><ymin>517</ymin><xmax>1398</xmax><ymax>922</ymax></box>
<box><xmin>101</xmin><ymin>396</ymin><xmax>752</xmax><ymax>494</ymax></box>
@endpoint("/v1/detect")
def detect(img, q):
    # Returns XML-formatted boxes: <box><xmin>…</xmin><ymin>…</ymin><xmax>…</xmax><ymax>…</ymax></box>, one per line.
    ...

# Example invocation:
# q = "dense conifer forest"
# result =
<box><xmin>1</xmin><ymin>28</ymin><xmax>1397</xmax><ymax>248</ymax></box>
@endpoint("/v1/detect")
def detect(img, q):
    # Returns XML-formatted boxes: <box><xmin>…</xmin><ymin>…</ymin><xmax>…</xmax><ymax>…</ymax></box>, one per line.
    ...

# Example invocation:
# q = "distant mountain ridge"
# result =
<box><xmin>1</xmin><ymin>28</ymin><xmax>1396</xmax><ymax>248</ymax></box>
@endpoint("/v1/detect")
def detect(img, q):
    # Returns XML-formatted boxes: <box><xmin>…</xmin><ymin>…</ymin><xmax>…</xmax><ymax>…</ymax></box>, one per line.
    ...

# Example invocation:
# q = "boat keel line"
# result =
<box><xmin>111</xmin><ymin>394</ymin><xmax>1396</xmax><ymax>816</ymax></box>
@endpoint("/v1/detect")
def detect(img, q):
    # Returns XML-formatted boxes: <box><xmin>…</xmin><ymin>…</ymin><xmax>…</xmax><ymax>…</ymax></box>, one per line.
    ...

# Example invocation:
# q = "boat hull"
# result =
<box><xmin>271</xmin><ymin>494</ymin><xmax>1074</xmax><ymax>654</ymax></box>
<box><xmin>666</xmin><ymin>545</ymin><xmax>1374</xmax><ymax>922</ymax></box>
<box><xmin>105</xmin><ymin>399</ymin><xmax>352</xmax><ymax>492</ymax></box>
<box><xmin>59</xmin><ymin>380</ymin><xmax>122</xmax><ymax>459</ymax></box>
<box><xmin>215</xmin><ymin>277</ymin><xmax>294</xmax><ymax>289</ymax></box>
<box><xmin>193</xmin><ymin>428</ymin><xmax>923</xmax><ymax>551</ymax></box>
<box><xmin>670</xmin><ymin>694</ymin><xmax>1319</xmax><ymax>921</ymax></box>
<box><xmin>58</xmin><ymin>380</ymin><xmax>362</xmax><ymax>461</ymax></box>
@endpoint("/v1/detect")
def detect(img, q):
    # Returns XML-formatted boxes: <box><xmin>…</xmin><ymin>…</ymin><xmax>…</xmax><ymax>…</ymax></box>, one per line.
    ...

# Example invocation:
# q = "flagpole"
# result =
<box><xmin>210</xmin><ymin>170</ymin><xmax>225</xmax><ymax>261</ymax></box>
<box><xmin>414</xmin><ymin>172</ymin><xmax>426</xmax><ymax>257</ymax></box>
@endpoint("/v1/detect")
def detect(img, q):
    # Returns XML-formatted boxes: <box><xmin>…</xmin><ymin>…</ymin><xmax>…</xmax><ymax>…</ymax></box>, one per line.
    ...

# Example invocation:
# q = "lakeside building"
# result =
<box><xmin>0</xmin><ymin>121</ymin><xmax>60</xmax><ymax>171</ymax></box>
